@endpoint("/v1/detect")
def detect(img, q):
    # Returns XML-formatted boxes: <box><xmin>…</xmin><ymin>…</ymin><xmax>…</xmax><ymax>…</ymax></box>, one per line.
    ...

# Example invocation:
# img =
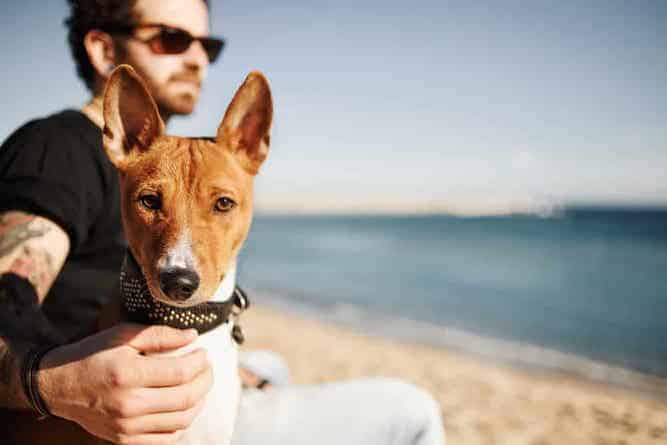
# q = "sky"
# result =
<box><xmin>1</xmin><ymin>0</ymin><xmax>666</xmax><ymax>214</ymax></box>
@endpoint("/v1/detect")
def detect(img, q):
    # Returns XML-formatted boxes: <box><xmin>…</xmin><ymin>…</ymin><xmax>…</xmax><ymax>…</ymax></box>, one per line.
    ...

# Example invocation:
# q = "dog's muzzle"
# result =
<box><xmin>120</xmin><ymin>251</ymin><xmax>248</xmax><ymax>341</ymax></box>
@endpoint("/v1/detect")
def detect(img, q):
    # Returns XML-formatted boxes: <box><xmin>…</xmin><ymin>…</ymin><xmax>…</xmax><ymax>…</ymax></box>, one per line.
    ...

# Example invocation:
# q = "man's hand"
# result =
<box><xmin>38</xmin><ymin>324</ymin><xmax>212</xmax><ymax>445</ymax></box>
<box><xmin>239</xmin><ymin>367</ymin><xmax>272</xmax><ymax>391</ymax></box>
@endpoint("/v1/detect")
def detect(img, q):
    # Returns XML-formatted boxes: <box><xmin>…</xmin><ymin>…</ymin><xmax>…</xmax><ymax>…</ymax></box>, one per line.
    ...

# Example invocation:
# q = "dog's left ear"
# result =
<box><xmin>217</xmin><ymin>71</ymin><xmax>273</xmax><ymax>175</ymax></box>
<box><xmin>102</xmin><ymin>64</ymin><xmax>165</xmax><ymax>170</ymax></box>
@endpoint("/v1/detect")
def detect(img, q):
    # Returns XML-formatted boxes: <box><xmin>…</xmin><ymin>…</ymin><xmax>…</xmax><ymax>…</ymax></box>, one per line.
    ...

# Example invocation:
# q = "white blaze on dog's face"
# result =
<box><xmin>102</xmin><ymin>65</ymin><xmax>272</xmax><ymax>306</ymax></box>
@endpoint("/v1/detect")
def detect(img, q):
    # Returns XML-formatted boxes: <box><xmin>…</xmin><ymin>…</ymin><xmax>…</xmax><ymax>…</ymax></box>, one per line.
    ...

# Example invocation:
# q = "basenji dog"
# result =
<box><xmin>3</xmin><ymin>65</ymin><xmax>272</xmax><ymax>444</ymax></box>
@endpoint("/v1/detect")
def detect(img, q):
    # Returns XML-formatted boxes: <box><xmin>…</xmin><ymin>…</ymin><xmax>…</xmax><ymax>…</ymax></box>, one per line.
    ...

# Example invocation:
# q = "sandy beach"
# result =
<box><xmin>240</xmin><ymin>304</ymin><xmax>667</xmax><ymax>445</ymax></box>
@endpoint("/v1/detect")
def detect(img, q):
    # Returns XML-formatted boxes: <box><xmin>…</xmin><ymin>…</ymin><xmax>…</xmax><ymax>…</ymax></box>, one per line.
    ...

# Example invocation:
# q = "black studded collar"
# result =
<box><xmin>119</xmin><ymin>251</ymin><xmax>249</xmax><ymax>342</ymax></box>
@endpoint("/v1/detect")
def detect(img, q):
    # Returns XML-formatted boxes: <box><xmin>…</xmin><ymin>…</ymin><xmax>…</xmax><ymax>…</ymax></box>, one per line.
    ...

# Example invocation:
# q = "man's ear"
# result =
<box><xmin>216</xmin><ymin>71</ymin><xmax>273</xmax><ymax>175</ymax></box>
<box><xmin>102</xmin><ymin>64</ymin><xmax>165</xmax><ymax>170</ymax></box>
<box><xmin>84</xmin><ymin>29</ymin><xmax>116</xmax><ymax>92</ymax></box>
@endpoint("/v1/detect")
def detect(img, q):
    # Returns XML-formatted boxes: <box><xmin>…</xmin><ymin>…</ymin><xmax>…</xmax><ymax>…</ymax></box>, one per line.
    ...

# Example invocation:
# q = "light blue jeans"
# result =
<box><xmin>234</xmin><ymin>351</ymin><xmax>446</xmax><ymax>445</ymax></box>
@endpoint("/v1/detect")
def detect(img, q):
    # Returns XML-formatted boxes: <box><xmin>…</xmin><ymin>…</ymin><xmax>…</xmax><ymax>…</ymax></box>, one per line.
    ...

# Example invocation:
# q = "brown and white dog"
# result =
<box><xmin>4</xmin><ymin>64</ymin><xmax>273</xmax><ymax>444</ymax></box>
<box><xmin>101</xmin><ymin>64</ymin><xmax>272</xmax><ymax>445</ymax></box>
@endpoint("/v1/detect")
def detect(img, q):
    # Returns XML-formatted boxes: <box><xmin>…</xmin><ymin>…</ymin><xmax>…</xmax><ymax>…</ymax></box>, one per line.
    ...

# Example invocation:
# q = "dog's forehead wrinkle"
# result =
<box><xmin>187</xmin><ymin>140</ymin><xmax>202</xmax><ymax>187</ymax></box>
<box><xmin>163</xmin><ymin>138</ymin><xmax>219</xmax><ymax>188</ymax></box>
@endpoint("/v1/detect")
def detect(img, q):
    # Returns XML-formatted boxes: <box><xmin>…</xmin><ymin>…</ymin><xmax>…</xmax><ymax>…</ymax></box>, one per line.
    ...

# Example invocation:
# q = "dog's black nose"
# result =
<box><xmin>158</xmin><ymin>267</ymin><xmax>200</xmax><ymax>301</ymax></box>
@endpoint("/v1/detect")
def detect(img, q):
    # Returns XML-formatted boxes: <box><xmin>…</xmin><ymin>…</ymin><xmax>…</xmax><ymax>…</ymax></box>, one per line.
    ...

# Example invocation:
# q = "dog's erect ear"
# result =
<box><xmin>217</xmin><ymin>71</ymin><xmax>273</xmax><ymax>175</ymax></box>
<box><xmin>102</xmin><ymin>64</ymin><xmax>165</xmax><ymax>169</ymax></box>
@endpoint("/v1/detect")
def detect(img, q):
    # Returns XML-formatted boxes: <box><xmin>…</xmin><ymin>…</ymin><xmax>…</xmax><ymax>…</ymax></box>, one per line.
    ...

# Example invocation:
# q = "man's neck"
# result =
<box><xmin>80</xmin><ymin>96</ymin><xmax>105</xmax><ymax>129</ymax></box>
<box><xmin>81</xmin><ymin>95</ymin><xmax>171</xmax><ymax>129</ymax></box>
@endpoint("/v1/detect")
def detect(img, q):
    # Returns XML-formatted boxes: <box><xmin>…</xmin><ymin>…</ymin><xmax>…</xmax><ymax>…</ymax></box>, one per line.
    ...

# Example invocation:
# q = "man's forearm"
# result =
<box><xmin>0</xmin><ymin>337</ymin><xmax>32</xmax><ymax>409</ymax></box>
<box><xmin>0</xmin><ymin>273</ymin><xmax>66</xmax><ymax>409</ymax></box>
<box><xmin>0</xmin><ymin>212</ymin><xmax>71</xmax><ymax>409</ymax></box>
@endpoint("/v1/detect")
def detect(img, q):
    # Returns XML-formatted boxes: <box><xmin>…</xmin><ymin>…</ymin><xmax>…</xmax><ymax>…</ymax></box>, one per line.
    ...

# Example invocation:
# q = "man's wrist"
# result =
<box><xmin>0</xmin><ymin>343</ymin><xmax>33</xmax><ymax>410</ymax></box>
<box><xmin>21</xmin><ymin>344</ymin><xmax>59</xmax><ymax>417</ymax></box>
<box><xmin>34</xmin><ymin>344</ymin><xmax>69</xmax><ymax>419</ymax></box>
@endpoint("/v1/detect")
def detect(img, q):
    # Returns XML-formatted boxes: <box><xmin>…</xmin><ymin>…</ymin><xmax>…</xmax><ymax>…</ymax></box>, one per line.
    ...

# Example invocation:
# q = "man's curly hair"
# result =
<box><xmin>65</xmin><ymin>0</ymin><xmax>210</xmax><ymax>92</ymax></box>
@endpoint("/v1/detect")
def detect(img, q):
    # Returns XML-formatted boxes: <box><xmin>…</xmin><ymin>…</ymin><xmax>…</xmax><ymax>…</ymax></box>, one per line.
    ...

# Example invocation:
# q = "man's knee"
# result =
<box><xmin>238</xmin><ymin>350</ymin><xmax>291</xmax><ymax>386</ymax></box>
<box><xmin>381</xmin><ymin>378</ymin><xmax>441</xmax><ymax>420</ymax></box>
<box><xmin>370</xmin><ymin>377</ymin><xmax>445</xmax><ymax>444</ymax></box>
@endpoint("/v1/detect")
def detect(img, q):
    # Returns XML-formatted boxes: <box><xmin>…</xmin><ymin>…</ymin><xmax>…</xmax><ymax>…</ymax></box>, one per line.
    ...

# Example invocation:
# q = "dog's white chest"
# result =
<box><xmin>156</xmin><ymin>322</ymin><xmax>241</xmax><ymax>445</ymax></box>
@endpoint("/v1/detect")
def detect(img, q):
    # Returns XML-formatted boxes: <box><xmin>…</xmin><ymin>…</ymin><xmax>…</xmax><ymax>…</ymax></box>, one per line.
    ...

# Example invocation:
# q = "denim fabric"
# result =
<box><xmin>235</xmin><ymin>351</ymin><xmax>445</xmax><ymax>445</ymax></box>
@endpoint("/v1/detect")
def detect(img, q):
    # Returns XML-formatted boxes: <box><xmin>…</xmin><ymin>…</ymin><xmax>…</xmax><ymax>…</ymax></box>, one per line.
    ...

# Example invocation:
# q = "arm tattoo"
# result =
<box><xmin>0</xmin><ymin>214</ymin><xmax>52</xmax><ymax>257</ymax></box>
<box><xmin>8</xmin><ymin>246</ymin><xmax>55</xmax><ymax>297</ymax></box>
<box><xmin>0</xmin><ymin>214</ymin><xmax>57</xmax><ymax>296</ymax></box>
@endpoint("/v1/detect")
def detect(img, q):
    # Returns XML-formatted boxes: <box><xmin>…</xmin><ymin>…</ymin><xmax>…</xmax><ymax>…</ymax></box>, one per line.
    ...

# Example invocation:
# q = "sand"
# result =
<box><xmin>240</xmin><ymin>304</ymin><xmax>667</xmax><ymax>445</ymax></box>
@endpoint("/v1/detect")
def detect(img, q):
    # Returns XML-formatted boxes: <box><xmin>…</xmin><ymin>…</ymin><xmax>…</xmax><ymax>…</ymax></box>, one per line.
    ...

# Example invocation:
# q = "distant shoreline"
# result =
<box><xmin>254</xmin><ymin>204</ymin><xmax>667</xmax><ymax>218</ymax></box>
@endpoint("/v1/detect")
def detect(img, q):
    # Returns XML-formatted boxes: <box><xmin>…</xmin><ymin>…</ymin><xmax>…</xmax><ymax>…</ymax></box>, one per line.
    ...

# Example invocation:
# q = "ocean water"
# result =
<box><xmin>237</xmin><ymin>208</ymin><xmax>667</xmax><ymax>376</ymax></box>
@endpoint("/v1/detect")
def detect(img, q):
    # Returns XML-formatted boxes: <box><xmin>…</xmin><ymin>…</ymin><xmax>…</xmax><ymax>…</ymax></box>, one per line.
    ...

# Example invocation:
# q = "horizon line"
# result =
<box><xmin>254</xmin><ymin>202</ymin><xmax>667</xmax><ymax>218</ymax></box>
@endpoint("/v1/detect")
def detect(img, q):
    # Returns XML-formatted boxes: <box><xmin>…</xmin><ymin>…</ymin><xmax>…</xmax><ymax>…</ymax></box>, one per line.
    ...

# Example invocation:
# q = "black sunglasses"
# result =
<box><xmin>103</xmin><ymin>23</ymin><xmax>225</xmax><ymax>63</ymax></box>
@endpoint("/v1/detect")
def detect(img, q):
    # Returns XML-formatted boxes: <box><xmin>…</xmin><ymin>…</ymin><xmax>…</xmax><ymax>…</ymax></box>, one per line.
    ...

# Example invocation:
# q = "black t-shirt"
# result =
<box><xmin>0</xmin><ymin>110</ymin><xmax>125</xmax><ymax>340</ymax></box>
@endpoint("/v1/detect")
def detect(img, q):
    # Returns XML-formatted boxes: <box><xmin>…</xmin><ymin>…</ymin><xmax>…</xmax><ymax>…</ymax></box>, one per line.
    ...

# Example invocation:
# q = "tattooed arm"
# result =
<box><xmin>0</xmin><ymin>210</ymin><xmax>70</xmax><ymax>409</ymax></box>
<box><xmin>0</xmin><ymin>211</ymin><xmax>70</xmax><ymax>300</ymax></box>
<box><xmin>0</xmin><ymin>211</ymin><xmax>209</xmax><ymax>442</ymax></box>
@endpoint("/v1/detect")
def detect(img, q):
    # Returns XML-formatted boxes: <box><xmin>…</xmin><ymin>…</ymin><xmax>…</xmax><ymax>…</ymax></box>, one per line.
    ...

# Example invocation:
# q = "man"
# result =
<box><xmin>0</xmin><ymin>1</ymin><xmax>445</xmax><ymax>444</ymax></box>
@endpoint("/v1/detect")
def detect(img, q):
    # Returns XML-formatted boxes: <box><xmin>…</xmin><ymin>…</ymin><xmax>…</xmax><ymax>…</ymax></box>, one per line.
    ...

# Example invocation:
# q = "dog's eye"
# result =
<box><xmin>139</xmin><ymin>194</ymin><xmax>162</xmax><ymax>210</ymax></box>
<box><xmin>215</xmin><ymin>197</ymin><xmax>236</xmax><ymax>212</ymax></box>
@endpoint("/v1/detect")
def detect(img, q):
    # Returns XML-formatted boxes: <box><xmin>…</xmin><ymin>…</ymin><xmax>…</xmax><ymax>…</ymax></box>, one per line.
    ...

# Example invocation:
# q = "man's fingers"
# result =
<box><xmin>140</xmin><ymin>349</ymin><xmax>210</xmax><ymax>388</ymax></box>
<box><xmin>115</xmin><ymin>431</ymin><xmax>185</xmax><ymax>445</ymax></box>
<box><xmin>108</xmin><ymin>349</ymin><xmax>209</xmax><ymax>389</ymax></box>
<box><xmin>126</xmin><ymin>325</ymin><xmax>198</xmax><ymax>353</ymax></box>
<box><xmin>115</xmin><ymin>399</ymin><xmax>205</xmax><ymax>435</ymax></box>
<box><xmin>137</xmin><ymin>365</ymin><xmax>213</xmax><ymax>414</ymax></box>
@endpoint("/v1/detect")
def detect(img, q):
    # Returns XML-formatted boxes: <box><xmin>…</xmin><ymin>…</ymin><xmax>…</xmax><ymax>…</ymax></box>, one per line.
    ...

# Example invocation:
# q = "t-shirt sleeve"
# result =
<box><xmin>0</xmin><ymin>117</ymin><xmax>100</xmax><ymax>252</ymax></box>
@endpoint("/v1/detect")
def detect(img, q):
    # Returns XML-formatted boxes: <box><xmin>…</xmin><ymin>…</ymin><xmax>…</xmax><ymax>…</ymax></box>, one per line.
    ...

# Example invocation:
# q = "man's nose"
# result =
<box><xmin>183</xmin><ymin>40</ymin><xmax>210</xmax><ymax>71</ymax></box>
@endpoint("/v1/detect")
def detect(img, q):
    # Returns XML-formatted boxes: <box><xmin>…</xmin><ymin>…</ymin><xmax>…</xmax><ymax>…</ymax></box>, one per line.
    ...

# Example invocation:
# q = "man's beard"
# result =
<box><xmin>157</xmin><ymin>73</ymin><xmax>203</xmax><ymax>117</ymax></box>
<box><xmin>160</xmin><ymin>91</ymin><xmax>198</xmax><ymax>116</ymax></box>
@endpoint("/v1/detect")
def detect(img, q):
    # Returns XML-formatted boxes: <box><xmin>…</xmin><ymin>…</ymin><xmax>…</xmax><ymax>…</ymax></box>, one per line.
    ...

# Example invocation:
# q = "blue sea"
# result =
<box><xmin>237</xmin><ymin>208</ymin><xmax>667</xmax><ymax>378</ymax></box>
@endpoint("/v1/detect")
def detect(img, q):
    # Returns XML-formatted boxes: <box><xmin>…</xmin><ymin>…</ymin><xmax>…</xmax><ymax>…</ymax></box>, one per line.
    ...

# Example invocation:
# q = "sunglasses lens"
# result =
<box><xmin>142</xmin><ymin>26</ymin><xmax>224</xmax><ymax>62</ymax></box>
<box><xmin>157</xmin><ymin>28</ymin><xmax>193</xmax><ymax>54</ymax></box>
<box><xmin>202</xmin><ymin>38</ymin><xmax>225</xmax><ymax>63</ymax></box>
